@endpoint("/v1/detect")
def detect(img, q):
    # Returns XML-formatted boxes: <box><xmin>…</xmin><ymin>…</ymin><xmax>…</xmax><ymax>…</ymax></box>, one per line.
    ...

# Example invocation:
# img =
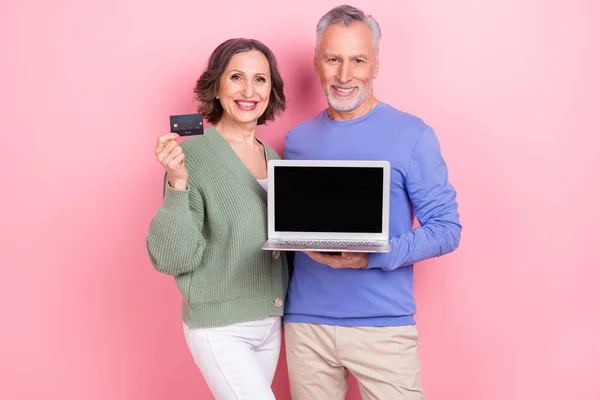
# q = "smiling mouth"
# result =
<box><xmin>234</xmin><ymin>100</ymin><xmax>258</xmax><ymax>110</ymax></box>
<box><xmin>332</xmin><ymin>86</ymin><xmax>356</xmax><ymax>97</ymax></box>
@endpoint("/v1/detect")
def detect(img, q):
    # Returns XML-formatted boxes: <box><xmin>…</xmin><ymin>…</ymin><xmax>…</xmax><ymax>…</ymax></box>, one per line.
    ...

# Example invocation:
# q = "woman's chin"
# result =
<box><xmin>230</xmin><ymin>111</ymin><xmax>261</xmax><ymax>125</ymax></box>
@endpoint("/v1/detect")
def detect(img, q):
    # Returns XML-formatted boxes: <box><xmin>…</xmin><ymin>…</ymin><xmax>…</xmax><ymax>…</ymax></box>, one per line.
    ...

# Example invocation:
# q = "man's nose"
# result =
<box><xmin>337</xmin><ymin>62</ymin><xmax>351</xmax><ymax>83</ymax></box>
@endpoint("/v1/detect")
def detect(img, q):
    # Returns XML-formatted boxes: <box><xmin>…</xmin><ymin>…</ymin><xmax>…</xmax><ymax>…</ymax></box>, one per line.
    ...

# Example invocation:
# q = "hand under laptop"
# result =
<box><xmin>303</xmin><ymin>251</ymin><xmax>370</xmax><ymax>269</ymax></box>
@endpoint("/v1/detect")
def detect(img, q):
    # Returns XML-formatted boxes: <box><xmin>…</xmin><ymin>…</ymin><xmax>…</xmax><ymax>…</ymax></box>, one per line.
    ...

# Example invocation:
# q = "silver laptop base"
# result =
<box><xmin>261</xmin><ymin>240</ymin><xmax>391</xmax><ymax>253</ymax></box>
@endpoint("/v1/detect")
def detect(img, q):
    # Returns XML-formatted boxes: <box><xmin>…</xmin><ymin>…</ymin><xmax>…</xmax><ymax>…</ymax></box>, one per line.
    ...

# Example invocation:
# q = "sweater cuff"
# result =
<box><xmin>367</xmin><ymin>251</ymin><xmax>391</xmax><ymax>270</ymax></box>
<box><xmin>163</xmin><ymin>183</ymin><xmax>190</xmax><ymax>210</ymax></box>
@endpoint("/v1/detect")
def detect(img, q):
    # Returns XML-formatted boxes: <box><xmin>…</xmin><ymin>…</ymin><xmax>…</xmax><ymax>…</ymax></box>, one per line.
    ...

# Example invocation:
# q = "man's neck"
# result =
<box><xmin>327</xmin><ymin>95</ymin><xmax>379</xmax><ymax>122</ymax></box>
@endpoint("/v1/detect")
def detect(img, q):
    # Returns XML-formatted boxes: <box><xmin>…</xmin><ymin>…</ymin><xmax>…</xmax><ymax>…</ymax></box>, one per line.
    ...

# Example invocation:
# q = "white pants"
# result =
<box><xmin>183</xmin><ymin>316</ymin><xmax>282</xmax><ymax>400</ymax></box>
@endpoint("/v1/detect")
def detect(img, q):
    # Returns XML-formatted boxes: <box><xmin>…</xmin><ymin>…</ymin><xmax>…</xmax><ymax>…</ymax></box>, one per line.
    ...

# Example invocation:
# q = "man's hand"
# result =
<box><xmin>304</xmin><ymin>251</ymin><xmax>369</xmax><ymax>269</ymax></box>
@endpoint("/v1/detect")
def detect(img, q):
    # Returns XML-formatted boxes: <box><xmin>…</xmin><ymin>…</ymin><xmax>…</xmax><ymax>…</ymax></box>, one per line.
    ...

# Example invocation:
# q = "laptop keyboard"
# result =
<box><xmin>278</xmin><ymin>240</ymin><xmax>384</xmax><ymax>247</ymax></box>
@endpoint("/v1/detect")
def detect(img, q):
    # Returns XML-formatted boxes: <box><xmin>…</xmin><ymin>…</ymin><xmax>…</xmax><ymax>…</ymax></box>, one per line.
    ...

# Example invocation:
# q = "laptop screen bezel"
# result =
<box><xmin>267</xmin><ymin>159</ymin><xmax>390</xmax><ymax>241</ymax></box>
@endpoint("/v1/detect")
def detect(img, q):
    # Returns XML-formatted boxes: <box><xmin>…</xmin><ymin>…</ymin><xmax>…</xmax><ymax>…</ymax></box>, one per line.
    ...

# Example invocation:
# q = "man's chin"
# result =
<box><xmin>328</xmin><ymin>89</ymin><xmax>368</xmax><ymax>109</ymax></box>
<box><xmin>327</xmin><ymin>96</ymin><xmax>359</xmax><ymax>112</ymax></box>
<box><xmin>329</xmin><ymin>101</ymin><xmax>360</xmax><ymax>112</ymax></box>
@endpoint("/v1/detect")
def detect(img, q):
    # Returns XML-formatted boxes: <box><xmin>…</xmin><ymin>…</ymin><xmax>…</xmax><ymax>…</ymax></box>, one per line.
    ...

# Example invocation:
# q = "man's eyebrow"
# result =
<box><xmin>322</xmin><ymin>53</ymin><xmax>370</xmax><ymax>60</ymax></box>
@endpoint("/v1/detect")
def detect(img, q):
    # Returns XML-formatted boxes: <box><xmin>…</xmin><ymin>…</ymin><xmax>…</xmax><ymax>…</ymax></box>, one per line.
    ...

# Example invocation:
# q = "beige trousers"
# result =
<box><xmin>285</xmin><ymin>322</ymin><xmax>423</xmax><ymax>400</ymax></box>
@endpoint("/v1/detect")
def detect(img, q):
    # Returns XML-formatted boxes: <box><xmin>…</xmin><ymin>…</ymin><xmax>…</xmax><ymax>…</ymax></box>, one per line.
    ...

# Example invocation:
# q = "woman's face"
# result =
<box><xmin>217</xmin><ymin>50</ymin><xmax>272</xmax><ymax>126</ymax></box>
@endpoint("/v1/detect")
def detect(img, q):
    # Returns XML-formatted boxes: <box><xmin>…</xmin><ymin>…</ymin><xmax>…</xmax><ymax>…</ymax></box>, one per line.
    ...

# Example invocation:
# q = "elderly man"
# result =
<box><xmin>283</xmin><ymin>5</ymin><xmax>462</xmax><ymax>399</ymax></box>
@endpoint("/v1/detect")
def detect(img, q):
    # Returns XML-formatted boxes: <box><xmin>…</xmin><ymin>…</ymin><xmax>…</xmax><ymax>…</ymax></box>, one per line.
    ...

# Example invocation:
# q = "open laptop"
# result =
<box><xmin>261</xmin><ymin>159</ymin><xmax>391</xmax><ymax>253</ymax></box>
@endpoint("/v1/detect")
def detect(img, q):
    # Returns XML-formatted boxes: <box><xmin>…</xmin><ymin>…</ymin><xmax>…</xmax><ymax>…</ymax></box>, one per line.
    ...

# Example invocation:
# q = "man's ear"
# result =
<box><xmin>313</xmin><ymin>55</ymin><xmax>319</xmax><ymax>74</ymax></box>
<box><xmin>374</xmin><ymin>59</ymin><xmax>380</xmax><ymax>79</ymax></box>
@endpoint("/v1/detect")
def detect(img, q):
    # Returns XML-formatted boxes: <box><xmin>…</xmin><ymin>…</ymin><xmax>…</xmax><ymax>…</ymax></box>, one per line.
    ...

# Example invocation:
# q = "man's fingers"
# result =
<box><xmin>304</xmin><ymin>251</ymin><xmax>320</xmax><ymax>261</ymax></box>
<box><xmin>304</xmin><ymin>251</ymin><xmax>342</xmax><ymax>267</ymax></box>
<box><xmin>304</xmin><ymin>251</ymin><xmax>327</xmax><ymax>264</ymax></box>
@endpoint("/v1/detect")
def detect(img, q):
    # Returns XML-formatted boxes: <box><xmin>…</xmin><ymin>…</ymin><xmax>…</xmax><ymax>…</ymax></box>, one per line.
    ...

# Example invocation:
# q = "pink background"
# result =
<box><xmin>1</xmin><ymin>0</ymin><xmax>599</xmax><ymax>399</ymax></box>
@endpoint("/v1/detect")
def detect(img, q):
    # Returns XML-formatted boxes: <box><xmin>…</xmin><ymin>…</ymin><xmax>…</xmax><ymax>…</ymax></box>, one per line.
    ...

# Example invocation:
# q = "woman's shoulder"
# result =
<box><xmin>179</xmin><ymin>130</ymin><xmax>219</xmax><ymax>166</ymax></box>
<box><xmin>180</xmin><ymin>132</ymin><xmax>210</xmax><ymax>154</ymax></box>
<box><xmin>261</xmin><ymin>141</ymin><xmax>282</xmax><ymax>160</ymax></box>
<box><xmin>178</xmin><ymin>132</ymin><xmax>220</xmax><ymax>179</ymax></box>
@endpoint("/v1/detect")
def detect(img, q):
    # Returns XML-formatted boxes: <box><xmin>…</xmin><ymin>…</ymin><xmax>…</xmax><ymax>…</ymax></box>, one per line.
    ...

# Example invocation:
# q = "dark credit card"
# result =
<box><xmin>170</xmin><ymin>113</ymin><xmax>204</xmax><ymax>136</ymax></box>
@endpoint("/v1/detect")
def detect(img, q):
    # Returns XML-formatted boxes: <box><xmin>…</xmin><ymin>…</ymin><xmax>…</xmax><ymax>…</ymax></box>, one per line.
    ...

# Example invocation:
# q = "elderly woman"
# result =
<box><xmin>147</xmin><ymin>38</ymin><xmax>288</xmax><ymax>400</ymax></box>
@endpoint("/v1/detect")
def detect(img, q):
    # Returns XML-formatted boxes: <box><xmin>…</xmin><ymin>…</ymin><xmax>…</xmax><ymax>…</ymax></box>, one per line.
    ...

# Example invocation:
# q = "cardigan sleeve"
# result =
<box><xmin>146</xmin><ymin>175</ymin><xmax>207</xmax><ymax>276</ymax></box>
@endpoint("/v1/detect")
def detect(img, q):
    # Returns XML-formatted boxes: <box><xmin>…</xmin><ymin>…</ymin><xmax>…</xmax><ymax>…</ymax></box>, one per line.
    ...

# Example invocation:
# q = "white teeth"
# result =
<box><xmin>236</xmin><ymin>101</ymin><xmax>256</xmax><ymax>107</ymax></box>
<box><xmin>335</xmin><ymin>87</ymin><xmax>354</xmax><ymax>93</ymax></box>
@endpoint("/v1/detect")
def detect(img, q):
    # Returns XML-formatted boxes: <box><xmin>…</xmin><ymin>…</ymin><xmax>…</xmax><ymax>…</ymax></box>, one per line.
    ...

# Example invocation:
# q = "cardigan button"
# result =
<box><xmin>274</xmin><ymin>298</ymin><xmax>283</xmax><ymax>308</ymax></box>
<box><xmin>272</xmin><ymin>251</ymin><xmax>280</xmax><ymax>259</ymax></box>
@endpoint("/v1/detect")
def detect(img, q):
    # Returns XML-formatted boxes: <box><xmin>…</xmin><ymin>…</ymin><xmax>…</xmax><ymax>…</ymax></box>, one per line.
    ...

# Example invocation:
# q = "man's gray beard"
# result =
<box><xmin>325</xmin><ymin>82</ymin><xmax>372</xmax><ymax>111</ymax></box>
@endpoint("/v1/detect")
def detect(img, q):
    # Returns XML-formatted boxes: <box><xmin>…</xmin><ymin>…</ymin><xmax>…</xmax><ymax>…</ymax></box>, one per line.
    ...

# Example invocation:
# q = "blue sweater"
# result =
<box><xmin>283</xmin><ymin>102</ymin><xmax>462</xmax><ymax>326</ymax></box>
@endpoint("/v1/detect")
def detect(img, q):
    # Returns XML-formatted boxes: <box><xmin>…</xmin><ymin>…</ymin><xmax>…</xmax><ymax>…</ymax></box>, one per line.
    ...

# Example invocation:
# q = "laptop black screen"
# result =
<box><xmin>274</xmin><ymin>166</ymin><xmax>384</xmax><ymax>233</ymax></box>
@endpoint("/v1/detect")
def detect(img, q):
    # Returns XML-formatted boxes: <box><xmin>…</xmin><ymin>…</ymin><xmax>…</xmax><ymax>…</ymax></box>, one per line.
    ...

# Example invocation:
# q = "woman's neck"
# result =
<box><xmin>214</xmin><ymin>117</ymin><xmax>258</xmax><ymax>146</ymax></box>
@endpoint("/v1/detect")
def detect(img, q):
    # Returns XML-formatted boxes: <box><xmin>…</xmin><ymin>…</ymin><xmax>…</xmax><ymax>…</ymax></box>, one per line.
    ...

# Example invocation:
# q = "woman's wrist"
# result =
<box><xmin>168</xmin><ymin>177</ymin><xmax>188</xmax><ymax>190</ymax></box>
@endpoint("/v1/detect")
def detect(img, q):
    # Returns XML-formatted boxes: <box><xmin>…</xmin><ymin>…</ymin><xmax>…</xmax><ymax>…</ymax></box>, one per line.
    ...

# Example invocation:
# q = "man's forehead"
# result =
<box><xmin>319</xmin><ymin>23</ymin><xmax>375</xmax><ymax>53</ymax></box>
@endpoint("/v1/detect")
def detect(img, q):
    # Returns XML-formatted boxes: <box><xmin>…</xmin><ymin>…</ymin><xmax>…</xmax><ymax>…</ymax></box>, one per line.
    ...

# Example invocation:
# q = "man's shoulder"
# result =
<box><xmin>377</xmin><ymin>103</ymin><xmax>429</xmax><ymax>132</ymax></box>
<box><xmin>287</xmin><ymin>109</ymin><xmax>328</xmax><ymax>135</ymax></box>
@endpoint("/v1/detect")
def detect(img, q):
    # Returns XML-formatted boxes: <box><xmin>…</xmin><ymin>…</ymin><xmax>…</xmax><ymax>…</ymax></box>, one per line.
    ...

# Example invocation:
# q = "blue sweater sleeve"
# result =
<box><xmin>367</xmin><ymin>127</ymin><xmax>462</xmax><ymax>271</ymax></box>
<box><xmin>283</xmin><ymin>131</ymin><xmax>291</xmax><ymax>159</ymax></box>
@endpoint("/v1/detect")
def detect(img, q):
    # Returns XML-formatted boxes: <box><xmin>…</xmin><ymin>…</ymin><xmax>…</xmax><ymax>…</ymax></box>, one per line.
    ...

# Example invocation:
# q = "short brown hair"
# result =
<box><xmin>194</xmin><ymin>38</ymin><xmax>286</xmax><ymax>125</ymax></box>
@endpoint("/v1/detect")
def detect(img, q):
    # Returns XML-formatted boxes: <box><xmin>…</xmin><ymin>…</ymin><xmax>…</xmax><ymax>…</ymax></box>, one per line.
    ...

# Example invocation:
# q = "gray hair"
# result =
<box><xmin>315</xmin><ymin>5</ymin><xmax>382</xmax><ymax>59</ymax></box>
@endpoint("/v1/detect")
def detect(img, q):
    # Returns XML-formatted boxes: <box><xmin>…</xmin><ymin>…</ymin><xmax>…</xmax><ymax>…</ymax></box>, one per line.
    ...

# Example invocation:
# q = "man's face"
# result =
<box><xmin>315</xmin><ymin>21</ymin><xmax>379</xmax><ymax>114</ymax></box>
